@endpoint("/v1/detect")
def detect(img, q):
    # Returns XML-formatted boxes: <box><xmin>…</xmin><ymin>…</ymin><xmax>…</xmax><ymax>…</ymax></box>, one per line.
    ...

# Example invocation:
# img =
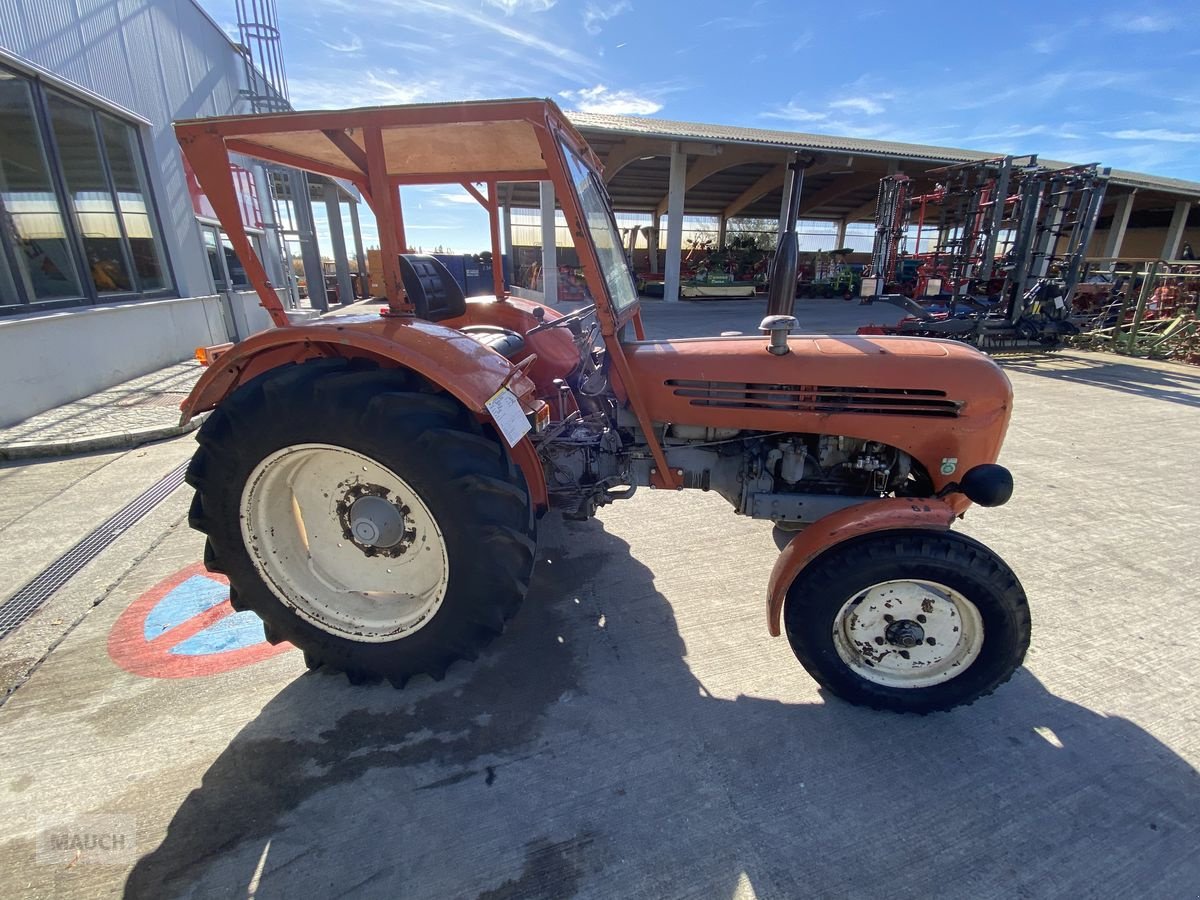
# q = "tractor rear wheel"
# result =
<box><xmin>783</xmin><ymin>530</ymin><xmax>1029</xmax><ymax>713</ymax></box>
<box><xmin>186</xmin><ymin>358</ymin><xmax>536</xmax><ymax>687</ymax></box>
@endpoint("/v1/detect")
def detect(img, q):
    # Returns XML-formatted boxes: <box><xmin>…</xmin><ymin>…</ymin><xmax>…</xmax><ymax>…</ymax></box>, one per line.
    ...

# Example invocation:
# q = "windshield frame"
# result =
<box><xmin>547</xmin><ymin>126</ymin><xmax>641</xmax><ymax>332</ymax></box>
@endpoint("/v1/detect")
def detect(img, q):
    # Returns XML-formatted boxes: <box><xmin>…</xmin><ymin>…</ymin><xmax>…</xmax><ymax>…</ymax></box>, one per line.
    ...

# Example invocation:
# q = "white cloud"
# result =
<box><xmin>384</xmin><ymin>0</ymin><xmax>593</xmax><ymax>69</ymax></box>
<box><xmin>967</xmin><ymin>124</ymin><xmax>1084</xmax><ymax>143</ymax></box>
<box><xmin>288</xmin><ymin>71</ymin><xmax>445</xmax><ymax>108</ymax></box>
<box><xmin>761</xmin><ymin>103</ymin><xmax>828</xmax><ymax>124</ymax></box>
<box><xmin>1108</xmin><ymin>13</ymin><xmax>1172</xmax><ymax>33</ymax></box>
<box><xmin>437</xmin><ymin>191</ymin><xmax>485</xmax><ymax>205</ymax></box>
<box><xmin>483</xmin><ymin>0</ymin><xmax>556</xmax><ymax>12</ymax></box>
<box><xmin>583</xmin><ymin>1</ymin><xmax>631</xmax><ymax>34</ymax></box>
<box><xmin>790</xmin><ymin>29</ymin><xmax>814</xmax><ymax>52</ymax></box>
<box><xmin>320</xmin><ymin>31</ymin><xmax>363</xmax><ymax>53</ymax></box>
<box><xmin>700</xmin><ymin>15</ymin><xmax>762</xmax><ymax>29</ymax></box>
<box><xmin>829</xmin><ymin>97</ymin><xmax>885</xmax><ymax>116</ymax></box>
<box><xmin>1106</xmin><ymin>128</ymin><xmax>1200</xmax><ymax>143</ymax></box>
<box><xmin>559</xmin><ymin>84</ymin><xmax>661</xmax><ymax>115</ymax></box>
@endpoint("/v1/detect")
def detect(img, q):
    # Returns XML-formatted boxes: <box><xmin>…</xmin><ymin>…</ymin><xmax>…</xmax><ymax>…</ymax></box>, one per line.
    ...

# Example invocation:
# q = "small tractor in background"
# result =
<box><xmin>796</xmin><ymin>247</ymin><xmax>862</xmax><ymax>299</ymax></box>
<box><xmin>176</xmin><ymin>99</ymin><xmax>1029</xmax><ymax>714</ymax></box>
<box><xmin>859</xmin><ymin>156</ymin><xmax>1109</xmax><ymax>352</ymax></box>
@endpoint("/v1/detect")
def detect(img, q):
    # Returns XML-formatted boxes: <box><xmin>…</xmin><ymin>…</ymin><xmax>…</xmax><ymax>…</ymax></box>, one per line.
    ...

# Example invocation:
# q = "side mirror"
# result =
<box><xmin>956</xmin><ymin>464</ymin><xmax>1013</xmax><ymax>507</ymax></box>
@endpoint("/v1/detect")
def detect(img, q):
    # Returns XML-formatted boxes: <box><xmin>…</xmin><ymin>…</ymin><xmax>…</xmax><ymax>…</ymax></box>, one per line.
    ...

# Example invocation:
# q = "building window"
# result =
<box><xmin>99</xmin><ymin>114</ymin><xmax>170</xmax><ymax>291</ymax></box>
<box><xmin>0</xmin><ymin>65</ymin><xmax>172</xmax><ymax>314</ymax></box>
<box><xmin>201</xmin><ymin>223</ymin><xmax>261</xmax><ymax>292</ymax></box>
<box><xmin>0</xmin><ymin>71</ymin><xmax>85</xmax><ymax>306</ymax></box>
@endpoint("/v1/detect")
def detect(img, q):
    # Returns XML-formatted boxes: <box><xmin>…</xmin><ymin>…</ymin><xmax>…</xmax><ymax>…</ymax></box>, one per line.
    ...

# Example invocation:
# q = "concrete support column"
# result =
<box><xmin>717</xmin><ymin>215</ymin><xmax>727</xmax><ymax>249</ymax></box>
<box><xmin>1102</xmin><ymin>191</ymin><xmax>1135</xmax><ymax>260</ymax></box>
<box><xmin>501</xmin><ymin>204</ymin><xmax>514</xmax><ymax>290</ymax></box>
<box><xmin>348</xmin><ymin>198</ymin><xmax>367</xmax><ymax>297</ymax></box>
<box><xmin>289</xmin><ymin>171</ymin><xmax>326</xmax><ymax>311</ymax></box>
<box><xmin>502</xmin><ymin>204</ymin><xmax>513</xmax><ymax>258</ymax></box>
<box><xmin>835</xmin><ymin>218</ymin><xmax>848</xmax><ymax>249</ymax></box>
<box><xmin>648</xmin><ymin>227</ymin><xmax>659</xmax><ymax>274</ymax></box>
<box><xmin>1163</xmin><ymin>201</ymin><xmax>1191</xmax><ymax>260</ymax></box>
<box><xmin>663</xmin><ymin>142</ymin><xmax>686</xmax><ymax>303</ymax></box>
<box><xmin>323</xmin><ymin>184</ymin><xmax>354</xmax><ymax>305</ymax></box>
<box><xmin>540</xmin><ymin>181</ymin><xmax>558</xmax><ymax>303</ymax></box>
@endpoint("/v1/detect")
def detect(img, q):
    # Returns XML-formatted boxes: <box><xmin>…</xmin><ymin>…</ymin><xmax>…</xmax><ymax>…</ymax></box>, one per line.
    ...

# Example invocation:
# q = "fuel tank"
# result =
<box><xmin>442</xmin><ymin>297</ymin><xmax>581</xmax><ymax>396</ymax></box>
<box><xmin>616</xmin><ymin>334</ymin><xmax>1013</xmax><ymax>490</ymax></box>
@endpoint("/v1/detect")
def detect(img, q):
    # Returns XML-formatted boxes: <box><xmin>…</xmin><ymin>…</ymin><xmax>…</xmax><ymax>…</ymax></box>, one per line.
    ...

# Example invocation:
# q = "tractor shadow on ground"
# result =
<box><xmin>124</xmin><ymin>515</ymin><xmax>1200</xmax><ymax>899</ymax></box>
<box><xmin>1000</xmin><ymin>353</ymin><xmax>1200</xmax><ymax>409</ymax></box>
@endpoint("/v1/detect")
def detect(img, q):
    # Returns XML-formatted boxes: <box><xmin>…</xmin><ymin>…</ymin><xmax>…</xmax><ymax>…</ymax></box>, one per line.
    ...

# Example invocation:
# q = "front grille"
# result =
<box><xmin>665</xmin><ymin>380</ymin><xmax>962</xmax><ymax>418</ymax></box>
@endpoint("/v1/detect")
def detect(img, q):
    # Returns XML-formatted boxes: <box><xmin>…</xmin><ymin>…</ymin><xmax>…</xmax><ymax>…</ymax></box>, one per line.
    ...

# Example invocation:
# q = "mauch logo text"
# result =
<box><xmin>37</xmin><ymin>816</ymin><xmax>136</xmax><ymax>865</ymax></box>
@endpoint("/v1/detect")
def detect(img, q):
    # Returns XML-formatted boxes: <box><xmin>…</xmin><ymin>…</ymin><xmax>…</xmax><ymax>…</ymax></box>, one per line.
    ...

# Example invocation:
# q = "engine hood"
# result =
<box><xmin>616</xmin><ymin>334</ymin><xmax>1013</xmax><ymax>488</ymax></box>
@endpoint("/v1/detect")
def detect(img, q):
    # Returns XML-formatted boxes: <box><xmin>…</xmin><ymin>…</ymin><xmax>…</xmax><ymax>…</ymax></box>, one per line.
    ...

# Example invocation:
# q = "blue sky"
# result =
<box><xmin>201</xmin><ymin>0</ymin><xmax>1200</xmax><ymax>254</ymax></box>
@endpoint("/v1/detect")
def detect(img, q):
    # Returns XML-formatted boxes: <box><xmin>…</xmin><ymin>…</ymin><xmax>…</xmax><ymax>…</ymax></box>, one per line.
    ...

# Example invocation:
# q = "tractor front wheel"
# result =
<box><xmin>186</xmin><ymin>358</ymin><xmax>536</xmax><ymax>687</ymax></box>
<box><xmin>783</xmin><ymin>530</ymin><xmax>1029</xmax><ymax>713</ymax></box>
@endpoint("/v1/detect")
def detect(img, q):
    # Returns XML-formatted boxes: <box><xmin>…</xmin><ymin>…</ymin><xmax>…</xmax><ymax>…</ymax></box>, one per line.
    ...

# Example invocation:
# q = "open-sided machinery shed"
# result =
<box><xmin>500</xmin><ymin>111</ymin><xmax>1200</xmax><ymax>302</ymax></box>
<box><xmin>186</xmin><ymin>99</ymin><xmax>1200</xmax><ymax>309</ymax></box>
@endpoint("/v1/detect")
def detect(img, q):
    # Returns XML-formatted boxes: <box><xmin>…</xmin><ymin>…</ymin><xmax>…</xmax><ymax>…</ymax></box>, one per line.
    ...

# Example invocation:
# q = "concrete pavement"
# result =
<box><xmin>0</xmin><ymin>299</ymin><xmax>1198</xmax><ymax>898</ymax></box>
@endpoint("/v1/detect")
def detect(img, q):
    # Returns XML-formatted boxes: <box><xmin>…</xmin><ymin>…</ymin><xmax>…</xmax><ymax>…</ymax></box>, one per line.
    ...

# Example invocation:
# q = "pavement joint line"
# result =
<box><xmin>0</xmin><ymin>505</ymin><xmax>191</xmax><ymax>710</ymax></box>
<box><xmin>0</xmin><ymin>461</ymin><xmax>190</xmax><ymax>641</ymax></box>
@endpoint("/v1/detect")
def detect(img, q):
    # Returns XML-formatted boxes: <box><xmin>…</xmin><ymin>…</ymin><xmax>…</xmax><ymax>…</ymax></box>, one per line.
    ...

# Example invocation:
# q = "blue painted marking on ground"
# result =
<box><xmin>143</xmin><ymin>575</ymin><xmax>228</xmax><ymax>640</ymax></box>
<box><xmin>169</xmin><ymin>610</ymin><xmax>269</xmax><ymax>656</ymax></box>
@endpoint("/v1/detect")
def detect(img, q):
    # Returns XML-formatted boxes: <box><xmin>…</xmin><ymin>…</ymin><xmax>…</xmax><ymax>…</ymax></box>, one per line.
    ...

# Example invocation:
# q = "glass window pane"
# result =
<box><xmin>221</xmin><ymin>233</ymin><xmax>251</xmax><ymax>289</ymax></box>
<box><xmin>203</xmin><ymin>227</ymin><xmax>227</xmax><ymax>290</ymax></box>
<box><xmin>0</xmin><ymin>71</ymin><xmax>84</xmax><ymax>301</ymax></box>
<box><xmin>558</xmin><ymin>138</ymin><xmax>639</xmax><ymax>313</ymax></box>
<box><xmin>100</xmin><ymin>115</ymin><xmax>169</xmax><ymax>291</ymax></box>
<box><xmin>47</xmin><ymin>92</ymin><xmax>132</xmax><ymax>294</ymax></box>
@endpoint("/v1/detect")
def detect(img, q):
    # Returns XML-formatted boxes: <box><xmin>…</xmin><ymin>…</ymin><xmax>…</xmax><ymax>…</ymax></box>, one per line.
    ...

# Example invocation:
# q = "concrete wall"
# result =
<box><xmin>1087</xmin><ymin>226</ymin><xmax>1200</xmax><ymax>259</ymax></box>
<box><xmin>0</xmin><ymin>290</ymin><xmax>278</xmax><ymax>426</ymax></box>
<box><xmin>0</xmin><ymin>296</ymin><xmax>223</xmax><ymax>426</ymax></box>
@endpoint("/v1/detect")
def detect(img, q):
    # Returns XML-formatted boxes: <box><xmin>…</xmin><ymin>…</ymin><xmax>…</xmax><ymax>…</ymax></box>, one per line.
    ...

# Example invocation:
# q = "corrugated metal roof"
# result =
<box><xmin>566</xmin><ymin>111</ymin><xmax>1200</xmax><ymax>199</ymax></box>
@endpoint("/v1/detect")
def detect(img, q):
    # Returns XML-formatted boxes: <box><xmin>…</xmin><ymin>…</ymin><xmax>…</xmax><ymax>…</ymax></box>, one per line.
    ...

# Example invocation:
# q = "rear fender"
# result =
<box><xmin>766</xmin><ymin>497</ymin><xmax>959</xmax><ymax>636</ymax></box>
<box><xmin>181</xmin><ymin>318</ymin><xmax>549</xmax><ymax>511</ymax></box>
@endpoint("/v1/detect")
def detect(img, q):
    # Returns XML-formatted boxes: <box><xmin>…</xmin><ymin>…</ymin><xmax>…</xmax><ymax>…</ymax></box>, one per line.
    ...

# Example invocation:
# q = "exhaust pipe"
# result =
<box><xmin>766</xmin><ymin>155</ymin><xmax>807</xmax><ymax>317</ymax></box>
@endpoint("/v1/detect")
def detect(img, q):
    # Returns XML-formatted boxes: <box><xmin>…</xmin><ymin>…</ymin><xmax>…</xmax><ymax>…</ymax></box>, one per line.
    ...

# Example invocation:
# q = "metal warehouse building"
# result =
<box><xmin>0</xmin><ymin>0</ymin><xmax>369</xmax><ymax>427</ymax></box>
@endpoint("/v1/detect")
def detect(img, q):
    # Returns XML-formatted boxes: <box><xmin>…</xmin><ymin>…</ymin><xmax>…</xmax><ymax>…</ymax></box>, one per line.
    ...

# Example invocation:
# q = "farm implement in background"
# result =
<box><xmin>858</xmin><ymin>157</ymin><xmax>1110</xmax><ymax>353</ymax></box>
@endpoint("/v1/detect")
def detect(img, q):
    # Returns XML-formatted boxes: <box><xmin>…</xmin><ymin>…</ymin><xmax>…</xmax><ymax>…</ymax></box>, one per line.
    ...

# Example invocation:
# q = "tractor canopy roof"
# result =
<box><xmin>173</xmin><ymin>97</ymin><xmax>600</xmax><ymax>186</ymax></box>
<box><xmin>174</xmin><ymin>98</ymin><xmax>637</xmax><ymax>332</ymax></box>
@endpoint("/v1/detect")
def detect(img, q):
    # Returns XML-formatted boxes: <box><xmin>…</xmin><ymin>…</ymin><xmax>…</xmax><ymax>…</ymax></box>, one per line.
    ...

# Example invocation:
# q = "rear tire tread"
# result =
<box><xmin>188</xmin><ymin>358</ymin><xmax>537</xmax><ymax>689</ymax></box>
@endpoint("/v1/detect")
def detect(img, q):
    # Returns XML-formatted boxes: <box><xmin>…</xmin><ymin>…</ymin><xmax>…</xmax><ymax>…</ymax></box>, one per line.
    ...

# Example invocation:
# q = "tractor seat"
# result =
<box><xmin>398</xmin><ymin>254</ymin><xmax>525</xmax><ymax>359</ymax></box>
<box><xmin>398</xmin><ymin>254</ymin><xmax>467</xmax><ymax>321</ymax></box>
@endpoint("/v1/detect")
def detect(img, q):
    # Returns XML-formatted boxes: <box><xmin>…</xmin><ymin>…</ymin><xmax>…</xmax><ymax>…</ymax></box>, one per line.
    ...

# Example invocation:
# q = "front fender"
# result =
<box><xmin>180</xmin><ymin>316</ymin><xmax>549</xmax><ymax>511</ymax></box>
<box><xmin>766</xmin><ymin>497</ymin><xmax>960</xmax><ymax>636</ymax></box>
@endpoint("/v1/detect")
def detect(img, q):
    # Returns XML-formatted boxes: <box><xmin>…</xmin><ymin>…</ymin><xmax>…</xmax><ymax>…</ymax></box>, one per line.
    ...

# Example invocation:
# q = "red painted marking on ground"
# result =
<box><xmin>108</xmin><ymin>562</ymin><xmax>292</xmax><ymax>678</ymax></box>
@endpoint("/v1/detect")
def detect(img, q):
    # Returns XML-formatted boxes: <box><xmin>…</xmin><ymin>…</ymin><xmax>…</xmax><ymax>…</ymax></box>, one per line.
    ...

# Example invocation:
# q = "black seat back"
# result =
<box><xmin>397</xmin><ymin>254</ymin><xmax>467</xmax><ymax>321</ymax></box>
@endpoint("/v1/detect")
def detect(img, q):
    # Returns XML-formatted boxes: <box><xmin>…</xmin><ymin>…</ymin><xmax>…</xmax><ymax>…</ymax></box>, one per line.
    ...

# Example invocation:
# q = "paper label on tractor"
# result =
<box><xmin>486</xmin><ymin>388</ymin><xmax>531</xmax><ymax>448</ymax></box>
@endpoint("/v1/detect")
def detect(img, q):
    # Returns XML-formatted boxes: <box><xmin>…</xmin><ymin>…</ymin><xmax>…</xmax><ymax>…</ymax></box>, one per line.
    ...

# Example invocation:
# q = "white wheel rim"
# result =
<box><xmin>240</xmin><ymin>443</ymin><xmax>450</xmax><ymax>642</ymax></box>
<box><xmin>831</xmin><ymin>579</ymin><xmax>983</xmax><ymax>688</ymax></box>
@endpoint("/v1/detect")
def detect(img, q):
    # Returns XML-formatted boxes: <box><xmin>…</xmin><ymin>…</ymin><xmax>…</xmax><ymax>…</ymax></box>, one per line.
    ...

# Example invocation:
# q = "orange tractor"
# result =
<box><xmin>177</xmin><ymin>99</ymin><xmax>1028</xmax><ymax>713</ymax></box>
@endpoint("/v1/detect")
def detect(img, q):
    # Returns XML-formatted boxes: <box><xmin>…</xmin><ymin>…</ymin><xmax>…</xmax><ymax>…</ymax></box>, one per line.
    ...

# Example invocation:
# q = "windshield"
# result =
<box><xmin>560</xmin><ymin>139</ymin><xmax>640</xmax><ymax>314</ymax></box>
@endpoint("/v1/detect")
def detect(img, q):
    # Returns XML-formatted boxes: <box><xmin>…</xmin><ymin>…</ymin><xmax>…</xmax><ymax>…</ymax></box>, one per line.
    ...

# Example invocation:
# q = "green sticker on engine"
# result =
<box><xmin>940</xmin><ymin>457</ymin><xmax>958</xmax><ymax>476</ymax></box>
